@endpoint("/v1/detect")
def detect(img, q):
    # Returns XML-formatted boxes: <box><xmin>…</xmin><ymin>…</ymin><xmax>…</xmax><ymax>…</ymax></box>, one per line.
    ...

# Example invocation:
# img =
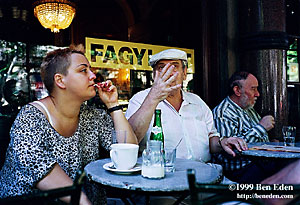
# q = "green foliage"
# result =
<box><xmin>288</xmin><ymin>39</ymin><xmax>298</xmax><ymax>64</ymax></box>
<box><xmin>0</xmin><ymin>40</ymin><xmax>26</xmax><ymax>73</ymax></box>
<box><xmin>289</xmin><ymin>39</ymin><xmax>297</xmax><ymax>50</ymax></box>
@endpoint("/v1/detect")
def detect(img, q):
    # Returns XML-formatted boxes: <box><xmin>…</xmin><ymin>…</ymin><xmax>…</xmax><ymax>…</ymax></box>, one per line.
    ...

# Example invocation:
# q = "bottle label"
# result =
<box><xmin>151</xmin><ymin>126</ymin><xmax>162</xmax><ymax>135</ymax></box>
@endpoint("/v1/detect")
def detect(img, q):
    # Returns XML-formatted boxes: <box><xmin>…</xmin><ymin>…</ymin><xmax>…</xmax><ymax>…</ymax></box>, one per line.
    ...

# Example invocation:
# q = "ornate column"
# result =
<box><xmin>238</xmin><ymin>0</ymin><xmax>288</xmax><ymax>140</ymax></box>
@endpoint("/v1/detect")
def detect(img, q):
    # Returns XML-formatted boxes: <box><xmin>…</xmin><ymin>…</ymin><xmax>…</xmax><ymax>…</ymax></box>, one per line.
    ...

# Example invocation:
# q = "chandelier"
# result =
<box><xmin>33</xmin><ymin>0</ymin><xmax>76</xmax><ymax>33</ymax></box>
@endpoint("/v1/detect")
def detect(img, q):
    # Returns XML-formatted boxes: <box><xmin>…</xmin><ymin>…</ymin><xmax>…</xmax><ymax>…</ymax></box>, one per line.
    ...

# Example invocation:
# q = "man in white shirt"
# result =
<box><xmin>125</xmin><ymin>49</ymin><xmax>300</xmax><ymax>204</ymax></box>
<box><xmin>125</xmin><ymin>49</ymin><xmax>247</xmax><ymax>162</ymax></box>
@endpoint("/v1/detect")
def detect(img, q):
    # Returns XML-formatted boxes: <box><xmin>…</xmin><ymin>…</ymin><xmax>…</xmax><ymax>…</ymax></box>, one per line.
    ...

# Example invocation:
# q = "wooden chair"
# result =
<box><xmin>0</xmin><ymin>170</ymin><xmax>86</xmax><ymax>205</ymax></box>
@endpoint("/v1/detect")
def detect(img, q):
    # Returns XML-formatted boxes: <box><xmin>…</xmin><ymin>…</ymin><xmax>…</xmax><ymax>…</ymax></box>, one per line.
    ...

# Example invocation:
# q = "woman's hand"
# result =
<box><xmin>95</xmin><ymin>80</ymin><xmax>138</xmax><ymax>144</ymax></box>
<box><xmin>95</xmin><ymin>80</ymin><xmax>119</xmax><ymax>108</ymax></box>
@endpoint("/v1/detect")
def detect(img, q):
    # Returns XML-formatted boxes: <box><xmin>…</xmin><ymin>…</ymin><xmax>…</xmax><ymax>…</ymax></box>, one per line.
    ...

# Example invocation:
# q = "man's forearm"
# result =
<box><xmin>209</xmin><ymin>136</ymin><xmax>222</xmax><ymax>153</ymax></box>
<box><xmin>128</xmin><ymin>94</ymin><xmax>160</xmax><ymax>143</ymax></box>
<box><xmin>215</xmin><ymin>117</ymin><xmax>267</xmax><ymax>143</ymax></box>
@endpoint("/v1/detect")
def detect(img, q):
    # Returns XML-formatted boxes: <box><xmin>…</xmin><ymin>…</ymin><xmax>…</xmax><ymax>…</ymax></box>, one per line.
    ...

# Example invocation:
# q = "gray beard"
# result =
<box><xmin>240</xmin><ymin>97</ymin><xmax>255</xmax><ymax>109</ymax></box>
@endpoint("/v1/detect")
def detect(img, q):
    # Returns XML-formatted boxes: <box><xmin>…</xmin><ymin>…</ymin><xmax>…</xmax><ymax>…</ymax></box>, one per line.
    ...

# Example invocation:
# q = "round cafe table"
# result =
<box><xmin>84</xmin><ymin>158</ymin><xmax>222</xmax><ymax>204</ymax></box>
<box><xmin>242</xmin><ymin>142</ymin><xmax>300</xmax><ymax>159</ymax></box>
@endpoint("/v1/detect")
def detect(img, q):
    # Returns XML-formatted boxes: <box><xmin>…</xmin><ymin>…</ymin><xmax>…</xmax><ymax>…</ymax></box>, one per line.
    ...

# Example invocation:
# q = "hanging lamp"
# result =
<box><xmin>33</xmin><ymin>0</ymin><xmax>76</xmax><ymax>33</ymax></box>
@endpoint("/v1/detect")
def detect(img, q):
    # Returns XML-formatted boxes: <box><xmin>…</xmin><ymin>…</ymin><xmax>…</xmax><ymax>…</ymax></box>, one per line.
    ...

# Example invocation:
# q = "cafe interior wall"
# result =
<box><xmin>0</xmin><ymin>0</ymin><xmax>218</xmax><ymax>106</ymax></box>
<box><xmin>71</xmin><ymin>0</ymin><xmax>209</xmax><ymax>106</ymax></box>
<box><xmin>237</xmin><ymin>0</ymin><xmax>300</xmax><ymax>140</ymax></box>
<box><xmin>0</xmin><ymin>0</ymin><xmax>299</xmax><ymax>140</ymax></box>
<box><xmin>0</xmin><ymin>0</ymin><xmax>220</xmax><ymax>168</ymax></box>
<box><xmin>0</xmin><ymin>0</ymin><xmax>218</xmax><ymax>149</ymax></box>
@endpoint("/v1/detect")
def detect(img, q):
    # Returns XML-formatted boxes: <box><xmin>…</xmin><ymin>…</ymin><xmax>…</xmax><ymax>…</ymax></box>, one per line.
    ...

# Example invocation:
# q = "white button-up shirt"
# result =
<box><xmin>125</xmin><ymin>88</ymin><xmax>219</xmax><ymax>162</ymax></box>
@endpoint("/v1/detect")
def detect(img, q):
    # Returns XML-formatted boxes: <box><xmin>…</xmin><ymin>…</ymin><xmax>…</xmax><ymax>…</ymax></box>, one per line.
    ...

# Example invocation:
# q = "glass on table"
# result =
<box><xmin>164</xmin><ymin>148</ymin><xmax>176</xmax><ymax>173</ymax></box>
<box><xmin>282</xmin><ymin>126</ymin><xmax>296</xmax><ymax>146</ymax></box>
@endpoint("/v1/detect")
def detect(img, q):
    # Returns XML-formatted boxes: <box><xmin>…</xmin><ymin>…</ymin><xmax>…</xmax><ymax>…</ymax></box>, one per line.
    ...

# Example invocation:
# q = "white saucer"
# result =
<box><xmin>103</xmin><ymin>162</ymin><xmax>142</xmax><ymax>174</ymax></box>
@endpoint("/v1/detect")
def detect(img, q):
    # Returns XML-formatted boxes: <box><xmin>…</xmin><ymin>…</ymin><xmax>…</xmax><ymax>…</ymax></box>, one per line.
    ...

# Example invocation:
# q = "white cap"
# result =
<box><xmin>149</xmin><ymin>49</ymin><xmax>187</xmax><ymax>67</ymax></box>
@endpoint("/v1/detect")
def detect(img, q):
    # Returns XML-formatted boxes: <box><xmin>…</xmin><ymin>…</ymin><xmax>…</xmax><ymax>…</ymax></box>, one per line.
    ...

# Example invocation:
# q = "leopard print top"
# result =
<box><xmin>0</xmin><ymin>103</ymin><xmax>113</xmax><ymax>202</ymax></box>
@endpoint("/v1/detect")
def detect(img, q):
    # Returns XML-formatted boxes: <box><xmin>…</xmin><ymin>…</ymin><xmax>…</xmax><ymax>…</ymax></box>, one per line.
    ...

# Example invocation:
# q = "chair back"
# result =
<box><xmin>0</xmin><ymin>115</ymin><xmax>14</xmax><ymax>169</ymax></box>
<box><xmin>0</xmin><ymin>170</ymin><xmax>86</xmax><ymax>205</ymax></box>
<box><xmin>187</xmin><ymin>169</ymin><xmax>262</xmax><ymax>205</ymax></box>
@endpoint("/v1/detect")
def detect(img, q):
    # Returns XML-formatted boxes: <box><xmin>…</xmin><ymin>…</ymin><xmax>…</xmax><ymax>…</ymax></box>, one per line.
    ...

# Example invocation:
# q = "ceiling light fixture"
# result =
<box><xmin>33</xmin><ymin>0</ymin><xmax>76</xmax><ymax>33</ymax></box>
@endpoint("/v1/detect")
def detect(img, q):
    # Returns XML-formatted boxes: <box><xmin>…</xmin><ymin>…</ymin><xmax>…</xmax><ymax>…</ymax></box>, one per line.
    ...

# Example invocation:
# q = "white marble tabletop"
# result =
<box><xmin>84</xmin><ymin>158</ymin><xmax>222</xmax><ymax>193</ymax></box>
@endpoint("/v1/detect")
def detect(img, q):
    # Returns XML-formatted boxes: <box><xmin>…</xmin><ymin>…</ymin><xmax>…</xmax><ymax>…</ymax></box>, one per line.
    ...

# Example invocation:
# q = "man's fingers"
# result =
<box><xmin>222</xmin><ymin>137</ymin><xmax>248</xmax><ymax>157</ymax></box>
<box><xmin>165</xmin><ymin>72</ymin><xmax>178</xmax><ymax>84</ymax></box>
<box><xmin>237</xmin><ymin>139</ymin><xmax>248</xmax><ymax>151</ymax></box>
<box><xmin>161</xmin><ymin>65</ymin><xmax>175</xmax><ymax>82</ymax></box>
<box><xmin>227</xmin><ymin>138</ymin><xmax>248</xmax><ymax>151</ymax></box>
<box><xmin>223</xmin><ymin>146</ymin><xmax>236</xmax><ymax>157</ymax></box>
<box><xmin>158</xmin><ymin>63</ymin><xmax>171</xmax><ymax>77</ymax></box>
<box><xmin>154</xmin><ymin>70</ymin><xmax>160</xmax><ymax>81</ymax></box>
<box><xmin>167</xmin><ymin>84</ymin><xmax>182</xmax><ymax>91</ymax></box>
<box><xmin>232</xmin><ymin>138</ymin><xmax>247</xmax><ymax>151</ymax></box>
<box><xmin>234</xmin><ymin>141</ymin><xmax>242</xmax><ymax>152</ymax></box>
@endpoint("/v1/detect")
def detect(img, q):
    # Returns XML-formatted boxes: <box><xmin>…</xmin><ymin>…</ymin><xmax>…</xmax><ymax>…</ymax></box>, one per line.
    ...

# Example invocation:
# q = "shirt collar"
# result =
<box><xmin>226</xmin><ymin>96</ymin><xmax>244</xmax><ymax>112</ymax></box>
<box><xmin>182</xmin><ymin>90</ymin><xmax>198</xmax><ymax>105</ymax></box>
<box><xmin>162</xmin><ymin>89</ymin><xmax>196</xmax><ymax>106</ymax></box>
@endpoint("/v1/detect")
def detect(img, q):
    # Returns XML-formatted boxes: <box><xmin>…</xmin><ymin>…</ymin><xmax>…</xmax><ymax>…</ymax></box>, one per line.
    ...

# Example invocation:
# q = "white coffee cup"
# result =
<box><xmin>110</xmin><ymin>143</ymin><xmax>139</xmax><ymax>170</ymax></box>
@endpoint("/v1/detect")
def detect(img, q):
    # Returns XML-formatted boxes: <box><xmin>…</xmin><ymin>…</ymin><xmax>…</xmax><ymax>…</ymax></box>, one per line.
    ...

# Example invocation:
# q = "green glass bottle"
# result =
<box><xmin>150</xmin><ymin>109</ymin><xmax>164</xmax><ymax>149</ymax></box>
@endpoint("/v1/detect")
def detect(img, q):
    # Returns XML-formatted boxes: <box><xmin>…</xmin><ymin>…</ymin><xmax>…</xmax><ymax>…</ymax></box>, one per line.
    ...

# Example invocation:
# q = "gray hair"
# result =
<box><xmin>228</xmin><ymin>71</ymin><xmax>250</xmax><ymax>96</ymax></box>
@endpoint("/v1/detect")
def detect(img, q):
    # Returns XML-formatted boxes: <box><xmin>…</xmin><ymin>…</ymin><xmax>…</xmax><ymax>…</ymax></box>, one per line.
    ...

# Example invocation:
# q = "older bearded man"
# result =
<box><xmin>212</xmin><ymin>71</ymin><xmax>289</xmax><ymax>183</ymax></box>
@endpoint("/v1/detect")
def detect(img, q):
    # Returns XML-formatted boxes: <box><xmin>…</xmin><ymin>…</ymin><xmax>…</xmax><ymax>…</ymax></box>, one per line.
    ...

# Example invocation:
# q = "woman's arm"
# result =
<box><xmin>37</xmin><ymin>163</ymin><xmax>92</xmax><ymax>205</ymax></box>
<box><xmin>109</xmin><ymin>109</ymin><xmax>137</xmax><ymax>144</ymax></box>
<box><xmin>95</xmin><ymin>80</ymin><xmax>138</xmax><ymax>144</ymax></box>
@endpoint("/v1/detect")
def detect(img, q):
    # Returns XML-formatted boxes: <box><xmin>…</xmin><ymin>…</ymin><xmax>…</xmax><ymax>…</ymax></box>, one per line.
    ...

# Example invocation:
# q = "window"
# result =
<box><xmin>0</xmin><ymin>40</ymin><xmax>60</xmax><ymax>117</ymax></box>
<box><xmin>287</xmin><ymin>38</ymin><xmax>299</xmax><ymax>82</ymax></box>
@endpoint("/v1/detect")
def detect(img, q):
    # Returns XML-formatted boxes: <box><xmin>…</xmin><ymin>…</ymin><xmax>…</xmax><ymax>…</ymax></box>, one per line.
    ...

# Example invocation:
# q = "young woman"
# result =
<box><xmin>0</xmin><ymin>45</ymin><xmax>137</xmax><ymax>204</ymax></box>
